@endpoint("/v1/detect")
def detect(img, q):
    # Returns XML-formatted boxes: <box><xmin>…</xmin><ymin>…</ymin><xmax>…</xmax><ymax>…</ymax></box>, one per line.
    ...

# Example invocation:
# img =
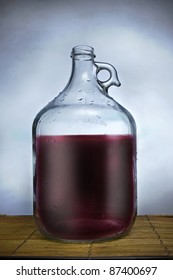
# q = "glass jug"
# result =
<box><xmin>32</xmin><ymin>45</ymin><xmax>137</xmax><ymax>242</ymax></box>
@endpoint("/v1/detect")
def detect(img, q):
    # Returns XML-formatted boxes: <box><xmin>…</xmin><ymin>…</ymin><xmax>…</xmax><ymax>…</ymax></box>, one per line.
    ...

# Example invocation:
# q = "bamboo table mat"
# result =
<box><xmin>0</xmin><ymin>215</ymin><xmax>172</xmax><ymax>258</ymax></box>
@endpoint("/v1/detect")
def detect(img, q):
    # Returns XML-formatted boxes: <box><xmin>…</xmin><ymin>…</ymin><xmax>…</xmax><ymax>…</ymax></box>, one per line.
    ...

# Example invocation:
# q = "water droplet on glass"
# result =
<box><xmin>87</xmin><ymin>79</ymin><xmax>90</xmax><ymax>82</ymax></box>
<box><xmin>100</xmin><ymin>121</ymin><xmax>106</xmax><ymax>126</ymax></box>
<box><xmin>78</xmin><ymin>89</ymin><xmax>81</xmax><ymax>92</ymax></box>
<box><xmin>78</xmin><ymin>98</ymin><xmax>83</xmax><ymax>101</ymax></box>
<box><xmin>53</xmin><ymin>118</ymin><xmax>55</xmax><ymax>121</ymax></box>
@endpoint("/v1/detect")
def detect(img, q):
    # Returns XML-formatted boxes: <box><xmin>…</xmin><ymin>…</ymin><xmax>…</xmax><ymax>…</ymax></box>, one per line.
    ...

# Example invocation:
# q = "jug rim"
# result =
<box><xmin>71</xmin><ymin>45</ymin><xmax>96</xmax><ymax>57</ymax></box>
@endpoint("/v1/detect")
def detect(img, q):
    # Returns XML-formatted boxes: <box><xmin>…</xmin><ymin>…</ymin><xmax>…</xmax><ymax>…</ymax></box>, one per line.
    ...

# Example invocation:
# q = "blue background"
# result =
<box><xmin>0</xmin><ymin>0</ymin><xmax>173</xmax><ymax>214</ymax></box>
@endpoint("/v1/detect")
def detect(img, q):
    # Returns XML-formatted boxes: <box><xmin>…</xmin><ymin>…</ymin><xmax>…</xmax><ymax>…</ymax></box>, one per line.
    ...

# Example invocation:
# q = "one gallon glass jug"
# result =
<box><xmin>33</xmin><ymin>45</ymin><xmax>137</xmax><ymax>241</ymax></box>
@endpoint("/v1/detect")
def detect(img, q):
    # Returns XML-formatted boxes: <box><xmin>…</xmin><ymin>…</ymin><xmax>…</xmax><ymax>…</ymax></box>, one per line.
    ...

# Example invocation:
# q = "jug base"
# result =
<box><xmin>36</xmin><ymin>217</ymin><xmax>135</xmax><ymax>243</ymax></box>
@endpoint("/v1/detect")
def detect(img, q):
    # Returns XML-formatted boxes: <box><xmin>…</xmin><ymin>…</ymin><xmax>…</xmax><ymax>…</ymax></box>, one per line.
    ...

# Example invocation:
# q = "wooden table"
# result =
<box><xmin>0</xmin><ymin>215</ymin><xmax>172</xmax><ymax>258</ymax></box>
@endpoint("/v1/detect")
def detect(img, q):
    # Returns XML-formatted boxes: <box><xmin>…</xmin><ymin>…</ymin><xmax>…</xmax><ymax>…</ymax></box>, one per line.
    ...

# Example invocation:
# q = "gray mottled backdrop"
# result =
<box><xmin>0</xmin><ymin>0</ymin><xmax>173</xmax><ymax>214</ymax></box>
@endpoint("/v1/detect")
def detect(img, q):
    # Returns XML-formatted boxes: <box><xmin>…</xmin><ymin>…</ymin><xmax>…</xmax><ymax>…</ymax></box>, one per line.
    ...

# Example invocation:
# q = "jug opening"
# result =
<box><xmin>71</xmin><ymin>45</ymin><xmax>96</xmax><ymax>60</ymax></box>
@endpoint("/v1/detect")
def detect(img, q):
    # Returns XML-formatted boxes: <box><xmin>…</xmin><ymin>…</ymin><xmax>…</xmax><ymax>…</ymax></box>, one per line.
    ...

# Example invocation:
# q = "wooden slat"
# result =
<box><xmin>145</xmin><ymin>215</ymin><xmax>173</xmax><ymax>256</ymax></box>
<box><xmin>0</xmin><ymin>215</ymin><xmax>172</xmax><ymax>258</ymax></box>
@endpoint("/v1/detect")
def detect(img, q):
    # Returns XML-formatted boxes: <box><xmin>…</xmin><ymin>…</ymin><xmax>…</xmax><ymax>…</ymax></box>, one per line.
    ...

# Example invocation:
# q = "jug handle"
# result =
<box><xmin>95</xmin><ymin>62</ymin><xmax>121</xmax><ymax>92</ymax></box>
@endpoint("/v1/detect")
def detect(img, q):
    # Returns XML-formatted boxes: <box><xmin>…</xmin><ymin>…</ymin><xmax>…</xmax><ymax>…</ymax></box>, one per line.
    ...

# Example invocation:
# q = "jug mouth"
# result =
<box><xmin>71</xmin><ymin>45</ymin><xmax>96</xmax><ymax>58</ymax></box>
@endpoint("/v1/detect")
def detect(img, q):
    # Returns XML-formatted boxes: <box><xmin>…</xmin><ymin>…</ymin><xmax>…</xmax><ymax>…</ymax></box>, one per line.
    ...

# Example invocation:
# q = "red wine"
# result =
<box><xmin>34</xmin><ymin>134</ymin><xmax>136</xmax><ymax>241</ymax></box>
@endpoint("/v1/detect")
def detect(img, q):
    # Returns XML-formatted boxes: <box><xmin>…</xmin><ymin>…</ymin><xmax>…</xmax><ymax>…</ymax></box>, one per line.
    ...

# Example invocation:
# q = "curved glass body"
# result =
<box><xmin>33</xmin><ymin>45</ymin><xmax>137</xmax><ymax>241</ymax></box>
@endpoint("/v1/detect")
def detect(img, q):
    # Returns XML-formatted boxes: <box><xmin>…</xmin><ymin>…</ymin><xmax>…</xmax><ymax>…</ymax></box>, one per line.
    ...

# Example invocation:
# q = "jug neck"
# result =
<box><xmin>68</xmin><ymin>46</ymin><xmax>97</xmax><ymax>89</ymax></box>
<box><xmin>71</xmin><ymin>45</ymin><xmax>95</xmax><ymax>60</ymax></box>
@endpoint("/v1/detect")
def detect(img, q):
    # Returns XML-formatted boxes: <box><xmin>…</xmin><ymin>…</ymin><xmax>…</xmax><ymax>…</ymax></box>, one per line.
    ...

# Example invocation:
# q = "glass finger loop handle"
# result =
<box><xmin>95</xmin><ymin>62</ymin><xmax>121</xmax><ymax>92</ymax></box>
